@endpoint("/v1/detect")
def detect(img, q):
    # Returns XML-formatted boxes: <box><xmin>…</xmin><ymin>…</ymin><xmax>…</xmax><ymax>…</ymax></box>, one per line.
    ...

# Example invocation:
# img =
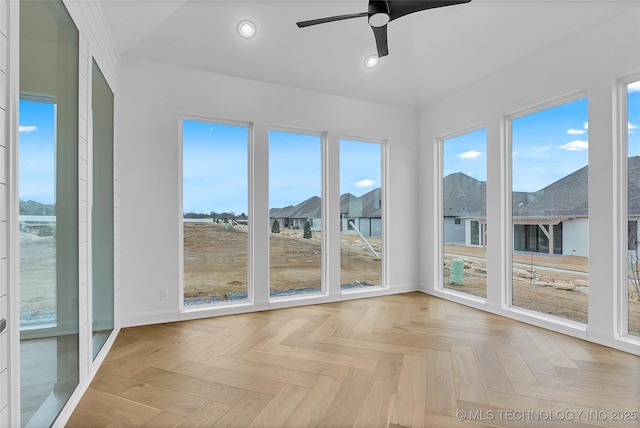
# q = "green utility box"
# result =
<box><xmin>449</xmin><ymin>258</ymin><xmax>464</xmax><ymax>285</ymax></box>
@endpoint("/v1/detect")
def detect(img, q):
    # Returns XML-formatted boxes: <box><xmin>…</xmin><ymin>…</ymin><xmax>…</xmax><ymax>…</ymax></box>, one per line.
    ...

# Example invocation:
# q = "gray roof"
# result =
<box><xmin>271</xmin><ymin>189</ymin><xmax>382</xmax><ymax>220</ymax></box>
<box><xmin>443</xmin><ymin>157</ymin><xmax>640</xmax><ymax>218</ymax></box>
<box><xmin>443</xmin><ymin>167</ymin><xmax>588</xmax><ymax>219</ymax></box>
<box><xmin>340</xmin><ymin>193</ymin><xmax>356</xmax><ymax>214</ymax></box>
<box><xmin>272</xmin><ymin>157</ymin><xmax>640</xmax><ymax>222</ymax></box>
<box><xmin>289</xmin><ymin>196</ymin><xmax>322</xmax><ymax>219</ymax></box>
<box><xmin>443</xmin><ymin>172</ymin><xmax>487</xmax><ymax>218</ymax></box>
<box><xmin>512</xmin><ymin>165</ymin><xmax>588</xmax><ymax>217</ymax></box>
<box><xmin>358</xmin><ymin>188</ymin><xmax>382</xmax><ymax>218</ymax></box>
<box><xmin>270</xmin><ymin>196</ymin><xmax>321</xmax><ymax>219</ymax></box>
<box><xmin>269</xmin><ymin>205</ymin><xmax>294</xmax><ymax>217</ymax></box>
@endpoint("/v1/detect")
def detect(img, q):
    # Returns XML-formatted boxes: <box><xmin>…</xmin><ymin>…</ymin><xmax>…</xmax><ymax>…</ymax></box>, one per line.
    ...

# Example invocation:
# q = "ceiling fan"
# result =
<box><xmin>296</xmin><ymin>0</ymin><xmax>472</xmax><ymax>58</ymax></box>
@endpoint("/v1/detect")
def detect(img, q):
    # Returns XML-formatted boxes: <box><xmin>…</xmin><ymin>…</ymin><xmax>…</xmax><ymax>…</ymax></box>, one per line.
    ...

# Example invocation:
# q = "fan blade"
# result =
<box><xmin>372</xmin><ymin>25</ymin><xmax>389</xmax><ymax>57</ymax></box>
<box><xmin>388</xmin><ymin>0</ymin><xmax>472</xmax><ymax>22</ymax></box>
<box><xmin>296</xmin><ymin>12</ymin><xmax>368</xmax><ymax>28</ymax></box>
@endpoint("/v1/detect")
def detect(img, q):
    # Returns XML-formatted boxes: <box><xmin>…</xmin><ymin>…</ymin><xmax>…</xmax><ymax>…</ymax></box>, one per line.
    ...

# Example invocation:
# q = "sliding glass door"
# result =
<box><xmin>19</xmin><ymin>1</ymin><xmax>79</xmax><ymax>426</ymax></box>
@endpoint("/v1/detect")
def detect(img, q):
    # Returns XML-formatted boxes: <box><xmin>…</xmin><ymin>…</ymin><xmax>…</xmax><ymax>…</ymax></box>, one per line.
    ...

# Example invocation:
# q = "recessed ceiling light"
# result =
<box><xmin>364</xmin><ymin>54</ymin><xmax>379</xmax><ymax>69</ymax></box>
<box><xmin>237</xmin><ymin>20</ymin><xmax>256</xmax><ymax>39</ymax></box>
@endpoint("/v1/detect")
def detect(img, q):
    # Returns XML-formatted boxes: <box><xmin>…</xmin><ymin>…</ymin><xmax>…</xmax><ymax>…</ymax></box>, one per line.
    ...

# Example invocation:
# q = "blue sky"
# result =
<box><xmin>268</xmin><ymin>132</ymin><xmax>381</xmax><ymax>209</ymax></box>
<box><xmin>19</xmin><ymin>100</ymin><xmax>56</xmax><ymax>205</ymax></box>
<box><xmin>18</xmin><ymin>81</ymin><xmax>640</xmax><ymax>212</ymax></box>
<box><xmin>340</xmin><ymin>139</ymin><xmax>382</xmax><ymax>197</ymax></box>
<box><xmin>443</xmin><ymin>128</ymin><xmax>487</xmax><ymax>182</ymax></box>
<box><xmin>511</xmin><ymin>97</ymin><xmax>589</xmax><ymax>192</ymax></box>
<box><xmin>269</xmin><ymin>130</ymin><xmax>322</xmax><ymax>210</ymax></box>
<box><xmin>184</xmin><ymin>125</ymin><xmax>381</xmax><ymax>214</ymax></box>
<box><xmin>629</xmin><ymin>81</ymin><xmax>640</xmax><ymax>157</ymax></box>
<box><xmin>444</xmin><ymin>84</ymin><xmax>640</xmax><ymax>193</ymax></box>
<box><xmin>183</xmin><ymin>120</ymin><xmax>249</xmax><ymax>215</ymax></box>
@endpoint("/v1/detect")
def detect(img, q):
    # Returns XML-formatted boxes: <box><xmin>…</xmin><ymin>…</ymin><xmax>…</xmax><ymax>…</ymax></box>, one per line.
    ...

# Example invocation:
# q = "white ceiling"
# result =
<box><xmin>99</xmin><ymin>0</ymin><xmax>637</xmax><ymax>108</ymax></box>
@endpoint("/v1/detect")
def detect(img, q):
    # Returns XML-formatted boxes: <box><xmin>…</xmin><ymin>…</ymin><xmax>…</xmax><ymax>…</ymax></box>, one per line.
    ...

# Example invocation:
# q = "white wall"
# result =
<box><xmin>563</xmin><ymin>218</ymin><xmax>588</xmax><ymax>258</ymax></box>
<box><xmin>120</xmin><ymin>58</ymin><xmax>419</xmax><ymax>326</ymax></box>
<box><xmin>418</xmin><ymin>7</ymin><xmax>640</xmax><ymax>355</ymax></box>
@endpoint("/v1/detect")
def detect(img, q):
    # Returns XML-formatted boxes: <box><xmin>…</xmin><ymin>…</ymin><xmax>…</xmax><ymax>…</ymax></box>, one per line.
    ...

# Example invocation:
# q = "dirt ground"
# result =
<box><xmin>18</xmin><ymin>228</ymin><xmax>639</xmax><ymax>336</ymax></box>
<box><xmin>20</xmin><ymin>233</ymin><xmax>57</xmax><ymax>315</ymax></box>
<box><xmin>183</xmin><ymin>222</ymin><xmax>381</xmax><ymax>300</ymax></box>
<box><xmin>444</xmin><ymin>244</ymin><xmax>640</xmax><ymax>334</ymax></box>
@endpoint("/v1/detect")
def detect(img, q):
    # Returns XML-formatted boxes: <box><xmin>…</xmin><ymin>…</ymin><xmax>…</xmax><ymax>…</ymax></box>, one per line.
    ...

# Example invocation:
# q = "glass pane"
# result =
<box><xmin>340</xmin><ymin>139</ymin><xmax>382</xmax><ymax>290</ymax></box>
<box><xmin>269</xmin><ymin>131</ymin><xmax>322</xmax><ymax>298</ymax></box>
<box><xmin>91</xmin><ymin>60</ymin><xmax>114</xmax><ymax>358</ymax></box>
<box><xmin>19</xmin><ymin>1</ymin><xmax>79</xmax><ymax>426</ymax></box>
<box><xmin>182</xmin><ymin>120</ymin><xmax>249</xmax><ymax>305</ymax></box>
<box><xmin>511</xmin><ymin>98</ymin><xmax>588</xmax><ymax>323</ymax></box>
<box><xmin>442</xmin><ymin>129</ymin><xmax>487</xmax><ymax>298</ymax></box>
<box><xmin>19</xmin><ymin>100</ymin><xmax>56</xmax><ymax>326</ymax></box>
<box><xmin>628</xmin><ymin>80</ymin><xmax>640</xmax><ymax>337</ymax></box>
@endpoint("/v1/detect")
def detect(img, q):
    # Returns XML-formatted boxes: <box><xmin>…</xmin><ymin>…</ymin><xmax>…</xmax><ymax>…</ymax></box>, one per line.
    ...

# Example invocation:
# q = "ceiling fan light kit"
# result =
<box><xmin>237</xmin><ymin>20</ymin><xmax>256</xmax><ymax>39</ymax></box>
<box><xmin>296</xmin><ymin>0</ymin><xmax>472</xmax><ymax>58</ymax></box>
<box><xmin>364</xmin><ymin>54</ymin><xmax>380</xmax><ymax>68</ymax></box>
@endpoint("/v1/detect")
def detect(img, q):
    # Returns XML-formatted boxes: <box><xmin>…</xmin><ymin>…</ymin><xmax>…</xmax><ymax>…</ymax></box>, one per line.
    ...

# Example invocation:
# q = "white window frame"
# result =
<box><xmin>436</xmin><ymin>124</ymin><xmax>487</xmax><ymax>302</ymax></box>
<box><xmin>267</xmin><ymin>127</ymin><xmax>327</xmax><ymax>303</ymax></box>
<box><xmin>338</xmin><ymin>136</ymin><xmax>388</xmax><ymax>295</ymax></box>
<box><xmin>178</xmin><ymin>114</ymin><xmax>254</xmax><ymax>313</ymax></box>
<box><xmin>617</xmin><ymin>73</ymin><xmax>640</xmax><ymax>343</ymax></box>
<box><xmin>504</xmin><ymin>91</ymin><xmax>589</xmax><ymax>329</ymax></box>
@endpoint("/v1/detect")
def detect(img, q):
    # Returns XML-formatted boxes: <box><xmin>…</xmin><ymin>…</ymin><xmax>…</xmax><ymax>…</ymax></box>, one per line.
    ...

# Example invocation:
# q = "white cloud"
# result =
<box><xmin>355</xmin><ymin>179</ymin><xmax>376</xmax><ymax>188</ymax></box>
<box><xmin>456</xmin><ymin>150</ymin><xmax>482</xmax><ymax>159</ymax></box>
<box><xmin>583</xmin><ymin>122</ymin><xmax>589</xmax><ymax>130</ymax></box>
<box><xmin>532</xmin><ymin>145</ymin><xmax>551</xmax><ymax>151</ymax></box>
<box><xmin>19</xmin><ymin>125</ymin><xmax>38</xmax><ymax>133</ymax></box>
<box><xmin>567</xmin><ymin>128</ymin><xmax>586</xmax><ymax>135</ymax></box>
<box><xmin>557</xmin><ymin>140</ymin><xmax>588</xmax><ymax>151</ymax></box>
<box><xmin>629</xmin><ymin>122</ymin><xmax>638</xmax><ymax>134</ymax></box>
<box><xmin>629</xmin><ymin>81</ymin><xmax>640</xmax><ymax>93</ymax></box>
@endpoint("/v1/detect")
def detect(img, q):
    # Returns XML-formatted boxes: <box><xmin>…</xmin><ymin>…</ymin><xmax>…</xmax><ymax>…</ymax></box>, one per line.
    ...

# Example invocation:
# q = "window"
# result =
<box><xmin>514</xmin><ymin>224</ymin><xmax>563</xmax><ymax>254</ymax></box>
<box><xmin>511</xmin><ymin>97</ymin><xmax>588</xmax><ymax>323</ymax></box>
<box><xmin>442</xmin><ymin>129</ymin><xmax>487</xmax><ymax>298</ymax></box>
<box><xmin>19</xmin><ymin>1</ymin><xmax>79</xmax><ymax>425</ymax></box>
<box><xmin>269</xmin><ymin>131</ymin><xmax>322</xmax><ymax>298</ymax></box>
<box><xmin>340</xmin><ymin>139</ymin><xmax>383</xmax><ymax>290</ymax></box>
<box><xmin>627</xmin><ymin>79</ymin><xmax>640</xmax><ymax>337</ymax></box>
<box><xmin>470</xmin><ymin>220</ymin><xmax>482</xmax><ymax>246</ymax></box>
<box><xmin>19</xmin><ymin>100</ymin><xmax>57</xmax><ymax>326</ymax></box>
<box><xmin>91</xmin><ymin>60</ymin><xmax>114</xmax><ymax>358</ymax></box>
<box><xmin>182</xmin><ymin>119</ymin><xmax>249</xmax><ymax>305</ymax></box>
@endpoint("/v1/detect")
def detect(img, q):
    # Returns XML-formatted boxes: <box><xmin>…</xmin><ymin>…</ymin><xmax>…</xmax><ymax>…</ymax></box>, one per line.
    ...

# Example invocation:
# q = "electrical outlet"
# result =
<box><xmin>160</xmin><ymin>289</ymin><xmax>168</xmax><ymax>300</ymax></box>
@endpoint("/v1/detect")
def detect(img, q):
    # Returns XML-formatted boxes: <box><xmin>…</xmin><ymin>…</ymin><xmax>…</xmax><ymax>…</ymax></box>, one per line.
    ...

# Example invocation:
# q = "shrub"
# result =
<box><xmin>271</xmin><ymin>219</ymin><xmax>280</xmax><ymax>234</ymax></box>
<box><xmin>303</xmin><ymin>220</ymin><xmax>312</xmax><ymax>239</ymax></box>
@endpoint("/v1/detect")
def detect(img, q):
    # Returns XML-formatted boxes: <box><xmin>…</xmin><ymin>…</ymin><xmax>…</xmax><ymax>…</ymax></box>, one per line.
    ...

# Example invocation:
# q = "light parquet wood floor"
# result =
<box><xmin>67</xmin><ymin>293</ymin><xmax>640</xmax><ymax>428</ymax></box>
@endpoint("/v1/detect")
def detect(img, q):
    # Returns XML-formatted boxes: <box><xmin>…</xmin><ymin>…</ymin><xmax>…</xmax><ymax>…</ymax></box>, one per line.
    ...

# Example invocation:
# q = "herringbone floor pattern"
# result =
<box><xmin>67</xmin><ymin>293</ymin><xmax>640</xmax><ymax>427</ymax></box>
